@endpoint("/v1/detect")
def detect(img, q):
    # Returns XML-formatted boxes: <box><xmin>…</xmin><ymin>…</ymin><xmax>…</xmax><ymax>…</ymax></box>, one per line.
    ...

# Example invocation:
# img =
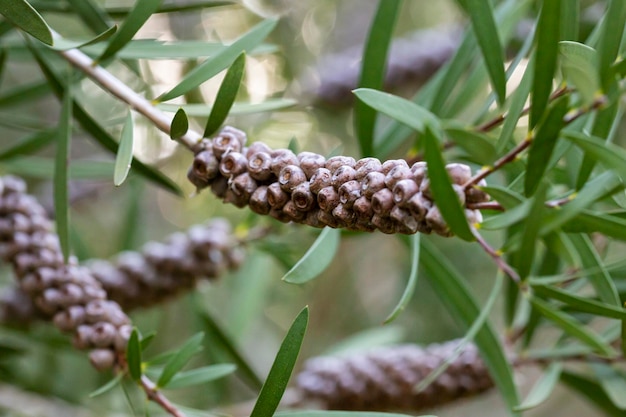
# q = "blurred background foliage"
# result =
<box><xmin>0</xmin><ymin>0</ymin><xmax>624</xmax><ymax>416</ymax></box>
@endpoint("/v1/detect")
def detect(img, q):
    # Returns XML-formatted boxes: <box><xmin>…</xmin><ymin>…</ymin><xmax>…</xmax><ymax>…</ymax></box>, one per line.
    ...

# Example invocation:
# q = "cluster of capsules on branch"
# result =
<box><xmin>292</xmin><ymin>339</ymin><xmax>493</xmax><ymax>411</ymax></box>
<box><xmin>188</xmin><ymin>127</ymin><xmax>488</xmax><ymax>236</ymax></box>
<box><xmin>87</xmin><ymin>219</ymin><xmax>244</xmax><ymax>311</ymax></box>
<box><xmin>0</xmin><ymin>176</ymin><xmax>130</xmax><ymax>371</ymax></box>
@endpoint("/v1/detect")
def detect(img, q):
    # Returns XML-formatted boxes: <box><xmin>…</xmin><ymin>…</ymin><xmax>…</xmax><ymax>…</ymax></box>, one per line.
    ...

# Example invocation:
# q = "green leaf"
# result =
<box><xmin>513</xmin><ymin>181</ymin><xmax>548</xmax><ymax>279</ymax></box>
<box><xmin>560</xmin><ymin>0</ymin><xmax>579</xmax><ymax>40</ymax></box>
<box><xmin>157</xmin><ymin>98</ymin><xmax>296</xmax><ymax>116</ymax></box>
<box><xmin>353</xmin><ymin>88</ymin><xmax>441</xmax><ymax>135</ymax></box>
<box><xmin>561</xmin><ymin>370</ymin><xmax>626</xmax><ymax>417</ymax></box>
<box><xmin>282</xmin><ymin>228</ymin><xmax>340</xmax><ymax>284</ymax></box>
<box><xmin>157</xmin><ymin>19</ymin><xmax>277</xmax><ymax>102</ymax></box>
<box><xmin>465</xmin><ymin>0</ymin><xmax>506</xmax><ymax>105</ymax></box>
<box><xmin>127</xmin><ymin>328</ymin><xmax>142</xmax><ymax>381</ymax></box>
<box><xmin>568</xmin><ymin>234</ymin><xmax>620</xmax><ymax>306</ymax></box>
<box><xmin>525</xmin><ymin>95</ymin><xmax>569</xmax><ymax>196</ymax></box>
<box><xmin>565</xmin><ymin>131</ymin><xmax>626</xmax><ymax>181</ymax></box>
<box><xmin>66</xmin><ymin>0</ymin><xmax>111</xmax><ymax>34</ymax></box>
<box><xmin>592</xmin><ymin>363</ymin><xmax>626</xmax><ymax>410</ymax></box>
<box><xmin>384</xmin><ymin>234</ymin><xmax>420</xmax><ymax>323</ymax></box>
<box><xmin>97</xmin><ymin>0</ymin><xmax>163</xmax><ymax>63</ymax></box>
<box><xmin>423</xmin><ymin>127</ymin><xmax>474</xmax><ymax>241</ymax></box>
<box><xmin>157</xmin><ymin>332</ymin><xmax>204</xmax><ymax>388</ymax></box>
<box><xmin>354</xmin><ymin>0</ymin><xmax>401</xmax><ymax>157</ymax></box>
<box><xmin>165</xmin><ymin>364</ymin><xmax>236</xmax><ymax>389</ymax></box>
<box><xmin>139</xmin><ymin>331</ymin><xmax>157</xmax><ymax>351</ymax></box>
<box><xmin>194</xmin><ymin>301</ymin><xmax>263</xmax><ymax>391</ymax></box>
<box><xmin>204</xmin><ymin>52</ymin><xmax>245</xmax><ymax>137</ymax></box>
<box><xmin>29</xmin><ymin>46</ymin><xmax>182</xmax><ymax>195</ymax></box>
<box><xmin>0</xmin><ymin>157</ymin><xmax>114</xmax><ymax>179</ymax></box>
<box><xmin>0</xmin><ymin>81</ymin><xmax>50</xmax><ymax>108</ymax></box>
<box><xmin>529</xmin><ymin>296</ymin><xmax>615</xmax><ymax>356</ymax></box>
<box><xmin>530</xmin><ymin>0</ymin><xmax>561</xmax><ymax>128</ymax></box>
<box><xmin>0</xmin><ymin>0</ymin><xmax>53</xmax><ymax>45</ymax></box>
<box><xmin>0</xmin><ymin>129</ymin><xmax>55</xmax><ymax>161</ymax></box>
<box><xmin>564</xmin><ymin>210</ymin><xmax>626</xmax><ymax>241</ymax></box>
<box><xmin>420</xmin><ymin>240</ymin><xmax>520</xmax><ymax>416</ymax></box>
<box><xmin>50</xmin><ymin>25</ymin><xmax>118</xmax><ymax>51</ymax></box>
<box><xmin>113</xmin><ymin>111</ymin><xmax>134</xmax><ymax>186</ymax></box>
<box><xmin>559</xmin><ymin>41</ymin><xmax>599</xmax><ymax>105</ymax></box>
<box><xmin>170</xmin><ymin>108</ymin><xmax>189</xmax><ymax>140</ymax></box>
<box><xmin>55</xmin><ymin>82</ymin><xmax>72</xmax><ymax>263</ymax></box>
<box><xmin>496</xmin><ymin>63</ymin><xmax>532</xmax><ymax>153</ymax></box>
<box><xmin>597</xmin><ymin>0</ymin><xmax>626</xmax><ymax>91</ymax></box>
<box><xmin>249</xmin><ymin>307</ymin><xmax>308</xmax><ymax>417</ymax></box>
<box><xmin>276</xmin><ymin>412</ymin><xmax>422</xmax><ymax>417</ymax></box>
<box><xmin>89</xmin><ymin>373</ymin><xmax>124</xmax><ymax>398</ymax></box>
<box><xmin>443</xmin><ymin>126</ymin><xmax>496</xmax><ymax>165</ymax></box>
<box><xmin>514</xmin><ymin>363</ymin><xmax>562</xmax><ymax>411</ymax></box>
<box><xmin>532</xmin><ymin>285</ymin><xmax>626</xmax><ymax>319</ymax></box>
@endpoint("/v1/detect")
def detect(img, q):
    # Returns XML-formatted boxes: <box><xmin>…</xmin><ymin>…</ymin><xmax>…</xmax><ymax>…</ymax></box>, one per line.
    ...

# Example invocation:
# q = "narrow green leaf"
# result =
<box><xmin>0</xmin><ymin>0</ymin><xmax>53</xmax><ymax>45</ymax></box>
<box><xmin>384</xmin><ymin>234</ymin><xmax>420</xmax><ymax>323</ymax></box>
<box><xmin>194</xmin><ymin>301</ymin><xmax>263</xmax><ymax>391</ymax></box>
<box><xmin>0</xmin><ymin>157</ymin><xmax>114</xmax><ymax>179</ymax></box>
<box><xmin>420</xmin><ymin>240</ymin><xmax>520</xmax><ymax>416</ymax></box>
<box><xmin>0</xmin><ymin>49</ymin><xmax>6</xmax><ymax>84</ymax></box>
<box><xmin>165</xmin><ymin>364</ymin><xmax>236</xmax><ymax>389</ymax></box>
<box><xmin>597</xmin><ymin>0</ymin><xmax>626</xmax><ymax>90</ymax></box>
<box><xmin>282</xmin><ymin>227</ymin><xmax>340</xmax><ymax>284</ymax></box>
<box><xmin>568</xmin><ymin>234</ymin><xmax>620</xmax><ymax>306</ymax></box>
<box><xmin>525</xmin><ymin>95</ymin><xmax>569</xmax><ymax>196</ymax></box>
<box><xmin>127</xmin><ymin>328</ymin><xmax>142</xmax><ymax>381</ymax></box>
<box><xmin>514</xmin><ymin>363</ymin><xmax>562</xmax><ymax>411</ymax></box>
<box><xmin>0</xmin><ymin>129</ymin><xmax>55</xmax><ymax>161</ymax></box>
<box><xmin>353</xmin><ymin>88</ymin><xmax>441</xmax><ymax>134</ymax></box>
<box><xmin>29</xmin><ymin>46</ymin><xmax>183</xmax><ymax>195</ymax></box>
<box><xmin>204</xmin><ymin>52</ymin><xmax>245</xmax><ymax>137</ymax></box>
<box><xmin>249</xmin><ymin>307</ymin><xmax>308</xmax><ymax>417</ymax></box>
<box><xmin>139</xmin><ymin>331</ymin><xmax>157</xmax><ymax>351</ymax></box>
<box><xmin>529</xmin><ymin>296</ymin><xmax>615</xmax><ymax>356</ymax></box>
<box><xmin>443</xmin><ymin>126</ymin><xmax>496</xmax><ymax>165</ymax></box>
<box><xmin>0</xmin><ymin>81</ymin><xmax>51</xmax><ymax>108</ymax></box>
<box><xmin>157</xmin><ymin>19</ymin><xmax>277</xmax><ymax>102</ymax></box>
<box><xmin>416</xmin><ymin>272</ymin><xmax>504</xmax><ymax>393</ymax></box>
<box><xmin>276</xmin><ymin>412</ymin><xmax>422</xmax><ymax>417</ymax></box>
<box><xmin>113</xmin><ymin>111</ymin><xmax>134</xmax><ymax>186</ymax></box>
<box><xmin>532</xmin><ymin>285</ymin><xmax>626</xmax><ymax>319</ymax></box>
<box><xmin>514</xmin><ymin>181</ymin><xmax>548</xmax><ymax>279</ymax></box>
<box><xmin>496</xmin><ymin>63</ymin><xmax>532</xmax><ymax>153</ymax></box>
<box><xmin>530</xmin><ymin>0</ymin><xmax>561</xmax><ymax>128</ymax></box>
<box><xmin>170</xmin><ymin>108</ymin><xmax>189</xmax><ymax>140</ymax></box>
<box><xmin>480</xmin><ymin>186</ymin><xmax>524</xmax><ymax>210</ymax></box>
<box><xmin>564</xmin><ymin>210</ymin><xmax>626</xmax><ymax>241</ymax></box>
<box><xmin>559</xmin><ymin>41</ymin><xmax>599</xmax><ymax>105</ymax></box>
<box><xmin>157</xmin><ymin>332</ymin><xmax>204</xmax><ymax>388</ymax></box>
<box><xmin>561</xmin><ymin>370</ymin><xmax>626</xmax><ymax>417</ymax></box>
<box><xmin>89</xmin><ymin>373</ymin><xmax>124</xmax><ymax>398</ymax></box>
<box><xmin>465</xmin><ymin>0</ymin><xmax>506</xmax><ymax>105</ymax></box>
<box><xmin>97</xmin><ymin>0</ymin><xmax>163</xmax><ymax>63</ymax></box>
<box><xmin>565</xmin><ymin>132</ymin><xmax>626</xmax><ymax>181</ymax></box>
<box><xmin>55</xmin><ymin>82</ymin><xmax>72</xmax><ymax>263</ymax></box>
<box><xmin>354</xmin><ymin>0</ymin><xmax>401</xmax><ymax>157</ymax></box>
<box><xmin>592</xmin><ymin>363</ymin><xmax>626</xmax><ymax>410</ymax></box>
<box><xmin>423</xmin><ymin>127</ymin><xmax>474</xmax><ymax>241</ymax></box>
<box><xmin>560</xmin><ymin>0</ymin><xmax>579</xmax><ymax>40</ymax></box>
<box><xmin>50</xmin><ymin>25</ymin><xmax>118</xmax><ymax>51</ymax></box>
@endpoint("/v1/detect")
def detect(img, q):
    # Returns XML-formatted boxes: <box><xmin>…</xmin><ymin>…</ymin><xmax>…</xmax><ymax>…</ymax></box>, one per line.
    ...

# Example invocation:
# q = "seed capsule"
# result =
<box><xmin>446</xmin><ymin>163</ymin><xmax>472</xmax><ymax>185</ymax></box>
<box><xmin>393</xmin><ymin>179</ymin><xmax>420</xmax><ymax>206</ymax></box>
<box><xmin>381</xmin><ymin>159</ymin><xmax>408</xmax><ymax>175</ymax></box>
<box><xmin>89</xmin><ymin>348</ymin><xmax>116</xmax><ymax>371</ymax></box>
<box><xmin>317</xmin><ymin>186</ymin><xmax>340</xmax><ymax>212</ymax></box>
<box><xmin>188</xmin><ymin>150</ymin><xmax>219</xmax><ymax>188</ymax></box>
<box><xmin>466</xmin><ymin>179</ymin><xmax>489</xmax><ymax>203</ymax></box>
<box><xmin>282</xmin><ymin>201</ymin><xmax>306</xmax><ymax>221</ymax></box>
<box><xmin>326</xmin><ymin>156</ymin><xmax>356</xmax><ymax>173</ymax></box>
<box><xmin>331</xmin><ymin>166</ymin><xmax>357</xmax><ymax>188</ymax></box>
<box><xmin>230</xmin><ymin>173</ymin><xmax>258</xmax><ymax>202</ymax></box>
<box><xmin>250</xmin><ymin>186</ymin><xmax>271</xmax><ymax>214</ymax></box>
<box><xmin>299</xmin><ymin>152</ymin><xmax>327</xmax><ymax>178</ymax></box>
<box><xmin>362</xmin><ymin>171</ymin><xmax>387</xmax><ymax>199</ymax></box>
<box><xmin>353</xmin><ymin>196</ymin><xmax>373</xmax><ymax>219</ymax></box>
<box><xmin>247</xmin><ymin>151</ymin><xmax>273</xmax><ymax>181</ymax></box>
<box><xmin>245</xmin><ymin>141</ymin><xmax>272</xmax><ymax>159</ymax></box>
<box><xmin>279</xmin><ymin>165</ymin><xmax>308</xmax><ymax>192</ymax></box>
<box><xmin>371</xmin><ymin>189</ymin><xmax>394</xmax><ymax>215</ymax></box>
<box><xmin>90</xmin><ymin>322</ymin><xmax>117</xmax><ymax>348</ymax></box>
<box><xmin>212</xmin><ymin>126</ymin><xmax>246</xmax><ymax>157</ymax></box>
<box><xmin>407</xmin><ymin>192</ymin><xmax>432</xmax><ymax>219</ymax></box>
<box><xmin>309</xmin><ymin>168</ymin><xmax>333</xmax><ymax>194</ymax></box>
<box><xmin>390</xmin><ymin>206</ymin><xmax>419</xmax><ymax>234</ymax></box>
<box><xmin>332</xmin><ymin>203</ymin><xmax>355</xmax><ymax>225</ymax></box>
<box><xmin>385</xmin><ymin>165</ymin><xmax>413</xmax><ymax>189</ymax></box>
<box><xmin>338</xmin><ymin>180</ymin><xmax>361</xmax><ymax>208</ymax></box>
<box><xmin>292</xmin><ymin>182</ymin><xmax>316</xmax><ymax>211</ymax></box>
<box><xmin>267</xmin><ymin>182</ymin><xmax>290</xmax><ymax>209</ymax></box>
<box><xmin>270</xmin><ymin>149</ymin><xmax>299</xmax><ymax>177</ymax></box>
<box><xmin>220</xmin><ymin>152</ymin><xmax>248</xmax><ymax>177</ymax></box>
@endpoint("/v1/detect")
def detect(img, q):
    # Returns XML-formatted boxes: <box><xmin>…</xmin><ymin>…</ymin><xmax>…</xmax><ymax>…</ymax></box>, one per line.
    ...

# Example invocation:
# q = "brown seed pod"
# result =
<box><xmin>220</xmin><ymin>152</ymin><xmax>248</xmax><ymax>177</ymax></box>
<box><xmin>270</xmin><ymin>149</ymin><xmax>299</xmax><ymax>177</ymax></box>
<box><xmin>212</xmin><ymin>126</ymin><xmax>246</xmax><ymax>157</ymax></box>
<box><xmin>338</xmin><ymin>180</ymin><xmax>361</xmax><ymax>208</ymax></box>
<box><xmin>299</xmin><ymin>152</ymin><xmax>327</xmax><ymax>178</ymax></box>
<box><xmin>250</xmin><ymin>185</ymin><xmax>271</xmax><ymax>215</ymax></box>
<box><xmin>384</xmin><ymin>165</ymin><xmax>414</xmax><ymax>189</ymax></box>
<box><xmin>309</xmin><ymin>168</ymin><xmax>333</xmax><ymax>194</ymax></box>
<box><xmin>317</xmin><ymin>186</ymin><xmax>340</xmax><ymax>212</ymax></box>
<box><xmin>247</xmin><ymin>151</ymin><xmax>273</xmax><ymax>181</ymax></box>
<box><xmin>267</xmin><ymin>182</ymin><xmax>290</xmax><ymax>209</ymax></box>
<box><xmin>292</xmin><ymin>182</ymin><xmax>316</xmax><ymax>211</ymax></box>
<box><xmin>390</xmin><ymin>205</ymin><xmax>419</xmax><ymax>234</ymax></box>
<box><xmin>89</xmin><ymin>348</ymin><xmax>116</xmax><ymax>372</ymax></box>
<box><xmin>326</xmin><ymin>156</ymin><xmax>356</xmax><ymax>173</ymax></box>
<box><xmin>279</xmin><ymin>165</ymin><xmax>308</xmax><ymax>192</ymax></box>
<box><xmin>466</xmin><ymin>179</ymin><xmax>489</xmax><ymax>203</ymax></box>
<box><xmin>371</xmin><ymin>189</ymin><xmax>394</xmax><ymax>215</ymax></box>
<box><xmin>332</xmin><ymin>203</ymin><xmax>355</xmax><ymax>225</ymax></box>
<box><xmin>245</xmin><ymin>141</ymin><xmax>272</xmax><ymax>159</ymax></box>
<box><xmin>353</xmin><ymin>196</ymin><xmax>373</xmax><ymax>219</ymax></box>
<box><xmin>230</xmin><ymin>172</ymin><xmax>258</xmax><ymax>202</ymax></box>
<box><xmin>188</xmin><ymin>150</ymin><xmax>220</xmax><ymax>189</ymax></box>
<box><xmin>361</xmin><ymin>171</ymin><xmax>387</xmax><ymax>199</ymax></box>
<box><xmin>392</xmin><ymin>179</ymin><xmax>420</xmax><ymax>207</ymax></box>
<box><xmin>406</xmin><ymin>192</ymin><xmax>432</xmax><ymax>219</ymax></box>
<box><xmin>446</xmin><ymin>163</ymin><xmax>472</xmax><ymax>185</ymax></box>
<box><xmin>381</xmin><ymin>159</ymin><xmax>408</xmax><ymax>175</ymax></box>
<box><xmin>282</xmin><ymin>200</ymin><xmax>307</xmax><ymax>221</ymax></box>
<box><xmin>331</xmin><ymin>165</ymin><xmax>357</xmax><ymax>188</ymax></box>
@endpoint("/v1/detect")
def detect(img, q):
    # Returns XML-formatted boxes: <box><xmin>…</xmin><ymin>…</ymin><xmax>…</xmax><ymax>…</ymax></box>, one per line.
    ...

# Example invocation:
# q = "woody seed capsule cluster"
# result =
<box><xmin>293</xmin><ymin>340</ymin><xmax>493</xmax><ymax>411</ymax></box>
<box><xmin>0</xmin><ymin>176</ymin><xmax>131</xmax><ymax>371</ymax></box>
<box><xmin>188</xmin><ymin>127</ymin><xmax>488</xmax><ymax>236</ymax></box>
<box><xmin>88</xmin><ymin>219</ymin><xmax>244</xmax><ymax>310</ymax></box>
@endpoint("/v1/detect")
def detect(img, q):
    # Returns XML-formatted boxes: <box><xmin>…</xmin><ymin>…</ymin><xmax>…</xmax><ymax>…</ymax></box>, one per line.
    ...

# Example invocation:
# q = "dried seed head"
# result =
<box><xmin>338</xmin><ymin>180</ymin><xmax>361</xmax><ymax>208</ymax></box>
<box><xmin>298</xmin><ymin>152</ymin><xmax>327</xmax><ymax>178</ymax></box>
<box><xmin>292</xmin><ymin>182</ymin><xmax>315</xmax><ymax>211</ymax></box>
<box><xmin>309</xmin><ymin>168</ymin><xmax>332</xmax><ymax>194</ymax></box>
<box><xmin>188</xmin><ymin>150</ymin><xmax>219</xmax><ymax>189</ymax></box>
<box><xmin>325</xmin><ymin>156</ymin><xmax>356</xmax><ymax>173</ymax></box>
<box><xmin>270</xmin><ymin>149</ymin><xmax>299</xmax><ymax>177</ymax></box>
<box><xmin>219</xmin><ymin>152</ymin><xmax>248</xmax><ymax>177</ymax></box>
<box><xmin>331</xmin><ymin>166</ymin><xmax>357</xmax><ymax>188</ymax></box>
<box><xmin>390</xmin><ymin>206</ymin><xmax>419</xmax><ymax>234</ymax></box>
<box><xmin>230</xmin><ymin>172</ymin><xmax>258</xmax><ymax>201</ymax></box>
<box><xmin>247</xmin><ymin>151</ymin><xmax>273</xmax><ymax>181</ymax></box>
<box><xmin>406</xmin><ymin>192</ymin><xmax>432</xmax><ymax>219</ymax></box>
<box><xmin>317</xmin><ymin>186</ymin><xmax>340</xmax><ymax>212</ymax></box>
<box><xmin>353</xmin><ymin>196</ymin><xmax>373</xmax><ymax>219</ymax></box>
<box><xmin>282</xmin><ymin>200</ymin><xmax>306</xmax><ymax>221</ymax></box>
<box><xmin>212</xmin><ymin>126</ymin><xmax>246</xmax><ymax>157</ymax></box>
<box><xmin>250</xmin><ymin>185</ymin><xmax>271</xmax><ymax>215</ymax></box>
<box><xmin>393</xmin><ymin>179</ymin><xmax>420</xmax><ymax>206</ymax></box>
<box><xmin>332</xmin><ymin>203</ymin><xmax>355</xmax><ymax>225</ymax></box>
<box><xmin>371</xmin><ymin>189</ymin><xmax>394</xmax><ymax>215</ymax></box>
<box><xmin>279</xmin><ymin>165</ymin><xmax>308</xmax><ymax>192</ymax></box>
<box><xmin>267</xmin><ymin>182</ymin><xmax>290</xmax><ymax>209</ymax></box>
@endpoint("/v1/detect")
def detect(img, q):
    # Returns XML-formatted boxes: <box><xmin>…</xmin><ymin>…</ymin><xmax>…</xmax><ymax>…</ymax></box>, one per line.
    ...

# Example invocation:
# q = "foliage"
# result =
<box><xmin>1</xmin><ymin>1</ymin><xmax>626</xmax><ymax>417</ymax></box>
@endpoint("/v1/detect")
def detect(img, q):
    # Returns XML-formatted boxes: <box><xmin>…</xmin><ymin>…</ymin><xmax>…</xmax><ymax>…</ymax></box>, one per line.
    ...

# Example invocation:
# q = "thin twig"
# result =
<box><xmin>140</xmin><ymin>375</ymin><xmax>187</xmax><ymax>417</ymax></box>
<box><xmin>58</xmin><ymin>47</ymin><xmax>201</xmax><ymax>151</ymax></box>
<box><xmin>467</xmin><ymin>201</ymin><xmax>505</xmax><ymax>211</ymax></box>
<box><xmin>471</xmin><ymin>227</ymin><xmax>520</xmax><ymax>283</ymax></box>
